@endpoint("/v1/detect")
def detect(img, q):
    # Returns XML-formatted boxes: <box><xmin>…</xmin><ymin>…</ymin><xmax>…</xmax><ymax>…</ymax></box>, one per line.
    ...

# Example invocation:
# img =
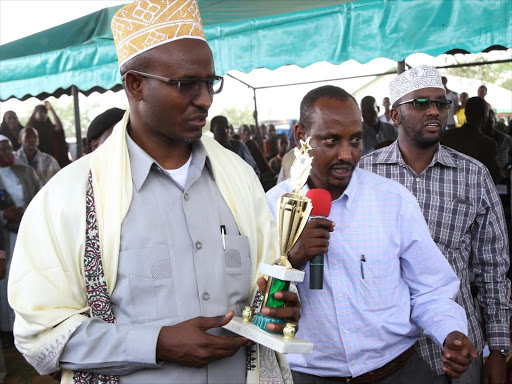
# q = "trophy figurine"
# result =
<box><xmin>223</xmin><ymin>138</ymin><xmax>314</xmax><ymax>354</ymax></box>
<box><xmin>253</xmin><ymin>137</ymin><xmax>313</xmax><ymax>332</ymax></box>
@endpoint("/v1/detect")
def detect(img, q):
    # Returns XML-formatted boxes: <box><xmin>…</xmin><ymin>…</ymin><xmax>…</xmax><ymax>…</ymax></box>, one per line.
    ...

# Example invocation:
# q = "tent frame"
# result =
<box><xmin>227</xmin><ymin>58</ymin><xmax>512</xmax><ymax>128</ymax></box>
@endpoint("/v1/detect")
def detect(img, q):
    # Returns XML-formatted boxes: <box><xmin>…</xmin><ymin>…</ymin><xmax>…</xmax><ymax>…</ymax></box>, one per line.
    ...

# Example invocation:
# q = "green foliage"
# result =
<box><xmin>218</xmin><ymin>105</ymin><xmax>254</xmax><ymax>127</ymax></box>
<box><xmin>445</xmin><ymin>58</ymin><xmax>512</xmax><ymax>90</ymax></box>
<box><xmin>17</xmin><ymin>97</ymin><xmax>98</xmax><ymax>139</ymax></box>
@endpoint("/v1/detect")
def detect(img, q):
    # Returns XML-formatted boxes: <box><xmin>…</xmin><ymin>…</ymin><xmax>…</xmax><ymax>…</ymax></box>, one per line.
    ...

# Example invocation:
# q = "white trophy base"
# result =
<box><xmin>258</xmin><ymin>262</ymin><xmax>305</xmax><ymax>282</ymax></box>
<box><xmin>223</xmin><ymin>317</ymin><xmax>313</xmax><ymax>354</ymax></box>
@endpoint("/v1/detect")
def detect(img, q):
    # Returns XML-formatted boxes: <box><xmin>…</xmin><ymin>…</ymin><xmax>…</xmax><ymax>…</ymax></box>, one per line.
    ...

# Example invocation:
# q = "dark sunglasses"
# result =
<box><xmin>122</xmin><ymin>70</ymin><xmax>224</xmax><ymax>98</ymax></box>
<box><xmin>395</xmin><ymin>98</ymin><xmax>452</xmax><ymax>110</ymax></box>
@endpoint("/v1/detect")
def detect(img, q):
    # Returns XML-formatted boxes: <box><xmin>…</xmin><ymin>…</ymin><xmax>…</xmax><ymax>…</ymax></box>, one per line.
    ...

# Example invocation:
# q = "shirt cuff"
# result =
<box><xmin>126</xmin><ymin>324</ymin><xmax>163</xmax><ymax>367</ymax></box>
<box><xmin>430</xmin><ymin>321</ymin><xmax>468</xmax><ymax>349</ymax></box>
<box><xmin>486</xmin><ymin>322</ymin><xmax>511</xmax><ymax>352</ymax></box>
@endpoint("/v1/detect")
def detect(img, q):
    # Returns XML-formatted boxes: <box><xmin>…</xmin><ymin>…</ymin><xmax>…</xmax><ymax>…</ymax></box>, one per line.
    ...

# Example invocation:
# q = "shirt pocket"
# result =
<box><xmin>425</xmin><ymin>198</ymin><xmax>477</xmax><ymax>251</ymax></box>
<box><xmin>117</xmin><ymin>245</ymin><xmax>178</xmax><ymax>323</ymax></box>
<box><xmin>223</xmin><ymin>234</ymin><xmax>251</xmax><ymax>307</ymax></box>
<box><xmin>359</xmin><ymin>254</ymin><xmax>399</xmax><ymax>312</ymax></box>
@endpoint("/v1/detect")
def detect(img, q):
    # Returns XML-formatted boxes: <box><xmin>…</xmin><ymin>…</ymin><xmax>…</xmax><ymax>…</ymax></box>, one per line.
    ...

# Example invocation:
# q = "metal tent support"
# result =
<box><xmin>71</xmin><ymin>85</ymin><xmax>82</xmax><ymax>159</ymax></box>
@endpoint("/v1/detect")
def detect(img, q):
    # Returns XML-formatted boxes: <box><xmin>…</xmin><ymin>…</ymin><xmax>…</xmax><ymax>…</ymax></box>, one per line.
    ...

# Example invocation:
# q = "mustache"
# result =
<box><xmin>329</xmin><ymin>160</ymin><xmax>355</xmax><ymax>170</ymax></box>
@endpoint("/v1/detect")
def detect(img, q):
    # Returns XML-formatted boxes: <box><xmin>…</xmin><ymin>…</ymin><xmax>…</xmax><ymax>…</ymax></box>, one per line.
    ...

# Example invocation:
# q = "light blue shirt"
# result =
<box><xmin>266</xmin><ymin>168</ymin><xmax>467</xmax><ymax>378</ymax></box>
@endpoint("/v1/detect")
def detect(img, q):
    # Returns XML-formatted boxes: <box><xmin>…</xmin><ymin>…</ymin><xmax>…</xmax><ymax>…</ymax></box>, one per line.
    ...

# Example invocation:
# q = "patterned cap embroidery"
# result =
<box><xmin>389</xmin><ymin>65</ymin><xmax>445</xmax><ymax>106</ymax></box>
<box><xmin>111</xmin><ymin>0</ymin><xmax>206</xmax><ymax>67</ymax></box>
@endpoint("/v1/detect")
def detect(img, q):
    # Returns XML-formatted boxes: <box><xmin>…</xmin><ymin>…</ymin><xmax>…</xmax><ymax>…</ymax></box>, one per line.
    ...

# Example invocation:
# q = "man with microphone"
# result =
<box><xmin>266</xmin><ymin>85</ymin><xmax>476</xmax><ymax>383</ymax></box>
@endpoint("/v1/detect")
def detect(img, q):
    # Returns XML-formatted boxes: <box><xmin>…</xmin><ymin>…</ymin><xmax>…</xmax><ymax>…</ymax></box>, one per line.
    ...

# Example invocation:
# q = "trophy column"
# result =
<box><xmin>222</xmin><ymin>138</ymin><xmax>315</xmax><ymax>354</ymax></box>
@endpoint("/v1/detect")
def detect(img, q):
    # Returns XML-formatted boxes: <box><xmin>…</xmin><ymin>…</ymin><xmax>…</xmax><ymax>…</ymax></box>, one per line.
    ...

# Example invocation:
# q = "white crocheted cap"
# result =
<box><xmin>389</xmin><ymin>65</ymin><xmax>445</xmax><ymax>106</ymax></box>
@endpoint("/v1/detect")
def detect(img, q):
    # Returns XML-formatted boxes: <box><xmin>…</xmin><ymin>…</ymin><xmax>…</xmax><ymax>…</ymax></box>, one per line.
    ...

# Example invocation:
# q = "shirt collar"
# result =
<box><xmin>373</xmin><ymin>140</ymin><xmax>458</xmax><ymax>168</ymax></box>
<box><xmin>304</xmin><ymin>168</ymin><xmax>359</xmax><ymax>212</ymax></box>
<box><xmin>336</xmin><ymin>167</ymin><xmax>359</xmax><ymax>212</ymax></box>
<box><xmin>126</xmin><ymin>132</ymin><xmax>209</xmax><ymax>192</ymax></box>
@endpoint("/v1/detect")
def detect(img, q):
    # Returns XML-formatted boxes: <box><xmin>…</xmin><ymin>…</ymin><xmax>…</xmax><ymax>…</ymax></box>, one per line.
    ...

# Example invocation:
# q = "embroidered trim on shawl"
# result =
<box><xmin>72</xmin><ymin>172</ymin><xmax>119</xmax><ymax>384</ymax></box>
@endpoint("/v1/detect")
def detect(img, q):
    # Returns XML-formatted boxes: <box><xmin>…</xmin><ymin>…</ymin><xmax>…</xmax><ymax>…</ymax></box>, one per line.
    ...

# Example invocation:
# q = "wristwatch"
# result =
<box><xmin>494</xmin><ymin>349</ymin><xmax>509</xmax><ymax>358</ymax></box>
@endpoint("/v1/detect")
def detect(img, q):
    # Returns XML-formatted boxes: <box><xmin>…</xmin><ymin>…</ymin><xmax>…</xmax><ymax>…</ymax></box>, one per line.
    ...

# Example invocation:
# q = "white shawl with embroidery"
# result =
<box><xmin>8</xmin><ymin>112</ymin><xmax>292</xmax><ymax>383</ymax></box>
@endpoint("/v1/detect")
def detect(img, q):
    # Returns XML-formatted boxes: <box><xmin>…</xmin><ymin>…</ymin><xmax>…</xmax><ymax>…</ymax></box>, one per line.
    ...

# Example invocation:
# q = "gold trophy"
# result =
<box><xmin>223</xmin><ymin>139</ymin><xmax>314</xmax><ymax>354</ymax></box>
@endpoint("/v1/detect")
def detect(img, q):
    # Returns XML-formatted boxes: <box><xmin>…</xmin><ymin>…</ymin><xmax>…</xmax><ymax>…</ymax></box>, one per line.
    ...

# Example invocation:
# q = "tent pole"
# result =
<box><xmin>397</xmin><ymin>61</ymin><xmax>406</xmax><ymax>74</ymax></box>
<box><xmin>71</xmin><ymin>85</ymin><xmax>83</xmax><ymax>159</ymax></box>
<box><xmin>226</xmin><ymin>73</ymin><xmax>260</xmax><ymax>128</ymax></box>
<box><xmin>253</xmin><ymin>88</ymin><xmax>259</xmax><ymax>129</ymax></box>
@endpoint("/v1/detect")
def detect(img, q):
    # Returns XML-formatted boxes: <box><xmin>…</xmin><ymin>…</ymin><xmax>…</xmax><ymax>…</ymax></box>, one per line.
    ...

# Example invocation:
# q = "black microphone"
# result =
<box><xmin>306</xmin><ymin>189</ymin><xmax>332</xmax><ymax>290</ymax></box>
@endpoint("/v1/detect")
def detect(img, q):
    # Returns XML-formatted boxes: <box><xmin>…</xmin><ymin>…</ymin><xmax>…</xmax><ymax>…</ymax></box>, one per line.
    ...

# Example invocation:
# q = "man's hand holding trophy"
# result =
<box><xmin>223</xmin><ymin>138</ymin><xmax>315</xmax><ymax>354</ymax></box>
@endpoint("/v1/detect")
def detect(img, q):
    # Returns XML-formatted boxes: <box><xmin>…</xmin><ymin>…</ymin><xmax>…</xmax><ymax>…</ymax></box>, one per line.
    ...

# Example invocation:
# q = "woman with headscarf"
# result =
<box><xmin>0</xmin><ymin>111</ymin><xmax>23</xmax><ymax>150</ymax></box>
<box><xmin>26</xmin><ymin>101</ymin><xmax>70</xmax><ymax>167</ymax></box>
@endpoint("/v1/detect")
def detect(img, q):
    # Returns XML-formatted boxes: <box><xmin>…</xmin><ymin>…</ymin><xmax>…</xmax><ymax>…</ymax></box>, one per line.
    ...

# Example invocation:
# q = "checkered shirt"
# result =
<box><xmin>359</xmin><ymin>141</ymin><xmax>511</xmax><ymax>375</ymax></box>
<box><xmin>266</xmin><ymin>168</ymin><xmax>467</xmax><ymax>377</ymax></box>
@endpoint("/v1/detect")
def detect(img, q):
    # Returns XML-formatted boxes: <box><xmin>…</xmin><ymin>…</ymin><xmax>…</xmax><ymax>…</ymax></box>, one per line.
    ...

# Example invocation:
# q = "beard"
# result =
<box><xmin>145</xmin><ymin>112</ymin><xmax>202</xmax><ymax>145</ymax></box>
<box><xmin>401</xmin><ymin>115</ymin><xmax>444</xmax><ymax>148</ymax></box>
<box><xmin>173</xmin><ymin>135</ymin><xmax>201</xmax><ymax>144</ymax></box>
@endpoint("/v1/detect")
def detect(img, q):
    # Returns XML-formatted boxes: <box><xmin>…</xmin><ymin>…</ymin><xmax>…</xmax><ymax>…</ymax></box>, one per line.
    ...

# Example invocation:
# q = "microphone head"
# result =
<box><xmin>306</xmin><ymin>189</ymin><xmax>332</xmax><ymax>217</ymax></box>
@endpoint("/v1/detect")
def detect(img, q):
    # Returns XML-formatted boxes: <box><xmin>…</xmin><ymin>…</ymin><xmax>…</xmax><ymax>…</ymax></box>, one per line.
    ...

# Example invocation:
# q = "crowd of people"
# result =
<box><xmin>0</xmin><ymin>1</ymin><xmax>511</xmax><ymax>383</ymax></box>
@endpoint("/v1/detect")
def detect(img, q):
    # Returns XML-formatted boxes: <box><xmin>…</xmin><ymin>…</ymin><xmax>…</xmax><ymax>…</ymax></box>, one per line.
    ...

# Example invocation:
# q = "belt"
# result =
<box><xmin>333</xmin><ymin>344</ymin><xmax>416</xmax><ymax>384</ymax></box>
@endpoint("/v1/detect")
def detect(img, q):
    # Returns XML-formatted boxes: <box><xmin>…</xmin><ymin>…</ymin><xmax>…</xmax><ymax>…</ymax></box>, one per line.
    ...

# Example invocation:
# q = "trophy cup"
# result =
<box><xmin>223</xmin><ymin>139</ymin><xmax>314</xmax><ymax>354</ymax></box>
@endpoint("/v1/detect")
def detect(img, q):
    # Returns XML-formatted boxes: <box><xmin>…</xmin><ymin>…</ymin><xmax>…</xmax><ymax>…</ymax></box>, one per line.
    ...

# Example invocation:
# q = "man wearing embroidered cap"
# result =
<box><xmin>360</xmin><ymin>65</ymin><xmax>510</xmax><ymax>383</ymax></box>
<box><xmin>8</xmin><ymin>1</ymin><xmax>299</xmax><ymax>383</ymax></box>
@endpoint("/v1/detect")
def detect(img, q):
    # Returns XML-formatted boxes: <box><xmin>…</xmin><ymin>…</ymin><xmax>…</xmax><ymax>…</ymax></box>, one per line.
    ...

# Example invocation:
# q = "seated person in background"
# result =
<box><xmin>0</xmin><ymin>135</ymin><xmax>40</xmax><ymax>334</ymax></box>
<box><xmin>87</xmin><ymin>107</ymin><xmax>125</xmax><ymax>152</ymax></box>
<box><xmin>269</xmin><ymin>133</ymin><xmax>289</xmax><ymax>174</ymax></box>
<box><xmin>442</xmin><ymin>97</ymin><xmax>503</xmax><ymax>183</ymax></box>
<box><xmin>15</xmin><ymin>127</ymin><xmax>60</xmax><ymax>186</ymax></box>
<box><xmin>361</xmin><ymin>95</ymin><xmax>397</xmax><ymax>155</ymax></box>
<box><xmin>211</xmin><ymin>115</ymin><xmax>260</xmax><ymax>176</ymax></box>
<box><xmin>267</xmin><ymin>85</ymin><xmax>476</xmax><ymax>384</ymax></box>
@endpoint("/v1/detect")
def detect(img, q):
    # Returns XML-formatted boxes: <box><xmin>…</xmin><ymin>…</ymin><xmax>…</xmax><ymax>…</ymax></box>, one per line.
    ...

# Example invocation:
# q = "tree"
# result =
<box><xmin>445</xmin><ymin>57</ymin><xmax>512</xmax><ymax>90</ymax></box>
<box><xmin>218</xmin><ymin>105</ymin><xmax>254</xmax><ymax>128</ymax></box>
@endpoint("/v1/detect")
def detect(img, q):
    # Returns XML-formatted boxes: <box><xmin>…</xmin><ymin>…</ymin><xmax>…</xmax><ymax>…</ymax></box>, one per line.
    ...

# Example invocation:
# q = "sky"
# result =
<box><xmin>0</xmin><ymin>1</ymin><xmax>131</xmax><ymax>45</ymax></box>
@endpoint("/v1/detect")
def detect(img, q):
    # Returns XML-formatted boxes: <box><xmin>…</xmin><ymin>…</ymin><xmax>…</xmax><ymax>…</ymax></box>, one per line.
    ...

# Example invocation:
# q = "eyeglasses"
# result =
<box><xmin>122</xmin><ymin>70</ymin><xmax>224</xmax><ymax>98</ymax></box>
<box><xmin>395</xmin><ymin>98</ymin><xmax>452</xmax><ymax>110</ymax></box>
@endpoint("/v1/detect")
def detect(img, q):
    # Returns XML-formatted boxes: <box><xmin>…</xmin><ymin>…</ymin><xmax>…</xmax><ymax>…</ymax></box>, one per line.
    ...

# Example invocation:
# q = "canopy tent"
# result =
<box><xmin>1</xmin><ymin>0</ymin><xmax>511</xmax><ymax>102</ymax></box>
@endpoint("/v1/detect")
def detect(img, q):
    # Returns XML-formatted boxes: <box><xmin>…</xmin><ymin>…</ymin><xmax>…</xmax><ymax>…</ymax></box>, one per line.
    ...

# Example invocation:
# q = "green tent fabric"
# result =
<box><xmin>1</xmin><ymin>0</ymin><xmax>510</xmax><ymax>101</ymax></box>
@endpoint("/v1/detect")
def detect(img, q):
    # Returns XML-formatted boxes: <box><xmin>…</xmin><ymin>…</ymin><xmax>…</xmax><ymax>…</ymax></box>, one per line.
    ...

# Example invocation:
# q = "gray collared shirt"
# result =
<box><xmin>61</xmin><ymin>133</ymin><xmax>251</xmax><ymax>383</ymax></box>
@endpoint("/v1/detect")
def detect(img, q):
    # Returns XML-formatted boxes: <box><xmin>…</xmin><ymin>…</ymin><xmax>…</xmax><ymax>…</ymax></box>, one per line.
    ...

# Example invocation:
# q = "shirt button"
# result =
<box><xmin>202</xmin><ymin>292</ymin><xmax>210</xmax><ymax>301</ymax></box>
<box><xmin>338</xmin><ymin>294</ymin><xmax>343</xmax><ymax>300</ymax></box>
<box><xmin>195</xmin><ymin>241</ymin><xmax>202</xmax><ymax>250</ymax></box>
<box><xmin>345</xmin><ymin>329</ymin><xmax>349</xmax><ymax>334</ymax></box>
<box><xmin>184</xmin><ymin>193</ymin><xmax>189</xmax><ymax>201</ymax></box>
<box><xmin>416</xmin><ymin>178</ymin><xmax>420</xmax><ymax>182</ymax></box>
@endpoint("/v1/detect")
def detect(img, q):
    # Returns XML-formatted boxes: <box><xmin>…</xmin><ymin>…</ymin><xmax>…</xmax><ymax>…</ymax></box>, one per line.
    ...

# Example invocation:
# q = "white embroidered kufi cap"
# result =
<box><xmin>0</xmin><ymin>135</ymin><xmax>11</xmax><ymax>144</ymax></box>
<box><xmin>111</xmin><ymin>0</ymin><xmax>206</xmax><ymax>67</ymax></box>
<box><xmin>389</xmin><ymin>65</ymin><xmax>445</xmax><ymax>106</ymax></box>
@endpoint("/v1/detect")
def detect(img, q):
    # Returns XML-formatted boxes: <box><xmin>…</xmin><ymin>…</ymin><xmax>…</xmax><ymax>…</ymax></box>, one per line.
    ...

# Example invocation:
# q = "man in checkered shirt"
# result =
<box><xmin>360</xmin><ymin>65</ymin><xmax>511</xmax><ymax>384</ymax></box>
